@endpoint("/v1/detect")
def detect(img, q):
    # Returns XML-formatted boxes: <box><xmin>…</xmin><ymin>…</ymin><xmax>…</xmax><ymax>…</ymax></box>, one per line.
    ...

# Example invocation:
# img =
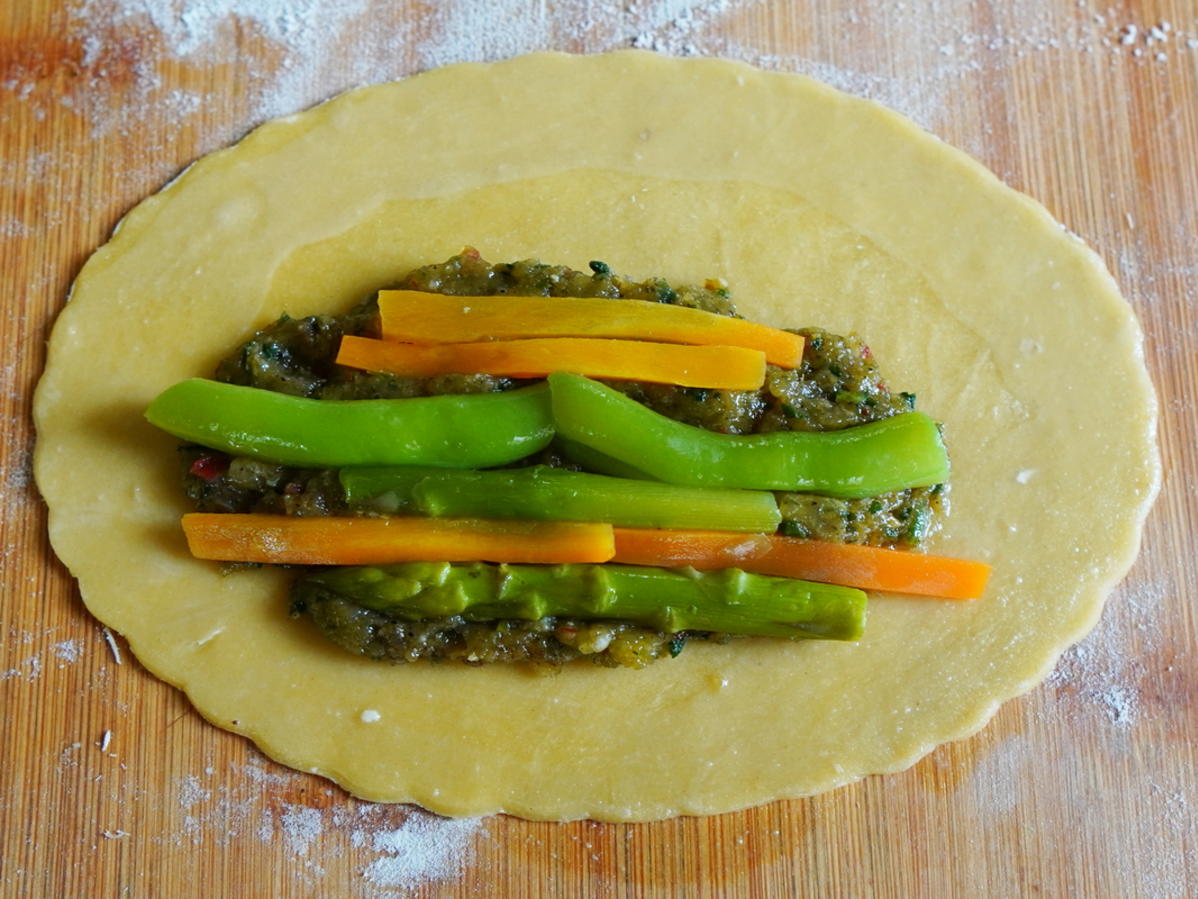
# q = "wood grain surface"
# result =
<box><xmin>2</xmin><ymin>2</ymin><xmax>1195</xmax><ymax>896</ymax></box>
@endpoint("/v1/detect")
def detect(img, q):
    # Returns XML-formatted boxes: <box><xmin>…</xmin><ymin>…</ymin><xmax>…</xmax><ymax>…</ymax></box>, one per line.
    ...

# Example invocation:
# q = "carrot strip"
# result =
<box><xmin>183</xmin><ymin>514</ymin><xmax>615</xmax><ymax>565</ymax></box>
<box><xmin>611</xmin><ymin>528</ymin><xmax>990</xmax><ymax>599</ymax></box>
<box><xmin>336</xmin><ymin>335</ymin><xmax>767</xmax><ymax>390</ymax></box>
<box><xmin>377</xmin><ymin>291</ymin><xmax>805</xmax><ymax>368</ymax></box>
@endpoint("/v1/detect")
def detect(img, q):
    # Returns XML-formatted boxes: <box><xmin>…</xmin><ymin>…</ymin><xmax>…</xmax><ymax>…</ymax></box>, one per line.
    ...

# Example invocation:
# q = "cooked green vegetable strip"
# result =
<box><xmin>337</xmin><ymin>466</ymin><xmax>446</xmax><ymax>513</ymax></box>
<box><xmin>340</xmin><ymin>465</ymin><xmax>781</xmax><ymax>532</ymax></box>
<box><xmin>548</xmin><ymin>372</ymin><xmax>949</xmax><ymax>498</ymax></box>
<box><xmin>554</xmin><ymin>437</ymin><xmax>653</xmax><ymax>480</ymax></box>
<box><xmin>146</xmin><ymin>379</ymin><xmax>554</xmax><ymax>468</ymax></box>
<box><xmin>293</xmin><ymin>562</ymin><xmax>867</xmax><ymax>640</ymax></box>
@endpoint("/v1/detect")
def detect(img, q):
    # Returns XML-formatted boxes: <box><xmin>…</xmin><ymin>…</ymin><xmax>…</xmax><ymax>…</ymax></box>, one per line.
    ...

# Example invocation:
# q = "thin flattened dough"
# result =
<box><xmin>34</xmin><ymin>52</ymin><xmax>1158</xmax><ymax>821</ymax></box>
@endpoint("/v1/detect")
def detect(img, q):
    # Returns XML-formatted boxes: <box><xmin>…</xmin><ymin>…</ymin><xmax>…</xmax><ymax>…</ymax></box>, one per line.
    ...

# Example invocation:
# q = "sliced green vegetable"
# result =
<box><xmin>337</xmin><ymin>466</ymin><xmax>447</xmax><ymax>513</ymax></box>
<box><xmin>553</xmin><ymin>437</ymin><xmax>653</xmax><ymax>480</ymax></box>
<box><xmin>340</xmin><ymin>465</ymin><xmax>781</xmax><ymax>532</ymax></box>
<box><xmin>548</xmin><ymin>372</ymin><xmax>949</xmax><ymax>498</ymax></box>
<box><xmin>146</xmin><ymin>378</ymin><xmax>553</xmax><ymax>468</ymax></box>
<box><xmin>293</xmin><ymin>562</ymin><xmax>867</xmax><ymax>641</ymax></box>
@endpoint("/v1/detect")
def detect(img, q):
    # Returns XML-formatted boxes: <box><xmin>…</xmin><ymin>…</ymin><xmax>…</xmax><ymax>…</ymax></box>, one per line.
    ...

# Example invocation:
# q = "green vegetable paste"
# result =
<box><xmin>179</xmin><ymin>250</ymin><xmax>947</xmax><ymax>667</ymax></box>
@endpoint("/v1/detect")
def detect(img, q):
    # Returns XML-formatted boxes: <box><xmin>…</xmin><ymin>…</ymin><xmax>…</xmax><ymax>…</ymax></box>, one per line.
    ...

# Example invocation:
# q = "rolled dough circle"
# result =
<box><xmin>34</xmin><ymin>52</ymin><xmax>1158</xmax><ymax>821</ymax></box>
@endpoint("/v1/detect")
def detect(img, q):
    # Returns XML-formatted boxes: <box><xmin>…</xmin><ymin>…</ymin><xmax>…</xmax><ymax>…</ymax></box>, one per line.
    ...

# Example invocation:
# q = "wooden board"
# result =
<box><xmin>2</xmin><ymin>1</ymin><xmax>1195</xmax><ymax>895</ymax></box>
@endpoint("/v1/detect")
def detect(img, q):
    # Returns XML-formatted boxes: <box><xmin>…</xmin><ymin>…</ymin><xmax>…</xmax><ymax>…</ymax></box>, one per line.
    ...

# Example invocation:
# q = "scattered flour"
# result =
<box><xmin>1</xmin><ymin>631</ymin><xmax>85</xmax><ymax>680</ymax></box>
<box><xmin>176</xmin><ymin>773</ymin><xmax>212</xmax><ymax>809</ymax></box>
<box><xmin>0</xmin><ymin>653</ymin><xmax>42</xmax><ymax>682</ymax></box>
<box><xmin>156</xmin><ymin>761</ymin><xmax>484</xmax><ymax>889</ymax></box>
<box><xmin>0</xmin><ymin>218</ymin><xmax>30</xmax><ymax>239</ymax></box>
<box><xmin>362</xmin><ymin>814</ymin><xmax>481</xmax><ymax>889</ymax></box>
<box><xmin>280</xmin><ymin>804</ymin><xmax>324</xmax><ymax>856</ymax></box>
<box><xmin>1043</xmin><ymin>579</ymin><xmax>1167</xmax><ymax>728</ymax></box>
<box><xmin>58</xmin><ymin>741</ymin><xmax>83</xmax><ymax>769</ymax></box>
<box><xmin>0</xmin><ymin>0</ymin><xmax>1185</xmax><ymax>157</ymax></box>
<box><xmin>955</xmin><ymin>574</ymin><xmax>1194</xmax><ymax>894</ymax></box>
<box><xmin>963</xmin><ymin>733</ymin><xmax>1028</xmax><ymax>816</ymax></box>
<box><xmin>78</xmin><ymin>0</ymin><xmax>371</xmax><ymax>60</ymax></box>
<box><xmin>51</xmin><ymin>639</ymin><xmax>82</xmax><ymax>663</ymax></box>
<box><xmin>0</xmin><ymin>0</ymin><xmax>1191</xmax><ymax>256</ymax></box>
<box><xmin>238</xmin><ymin>757</ymin><xmax>293</xmax><ymax>787</ymax></box>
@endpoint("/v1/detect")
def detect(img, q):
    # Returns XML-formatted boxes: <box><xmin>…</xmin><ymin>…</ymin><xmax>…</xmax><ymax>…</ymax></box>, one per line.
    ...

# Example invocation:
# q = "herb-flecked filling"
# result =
<box><xmin>180</xmin><ymin>250</ymin><xmax>947</xmax><ymax>667</ymax></box>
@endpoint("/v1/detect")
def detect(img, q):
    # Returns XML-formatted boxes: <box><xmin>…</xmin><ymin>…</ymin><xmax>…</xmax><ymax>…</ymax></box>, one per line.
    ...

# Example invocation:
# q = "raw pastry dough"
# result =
<box><xmin>34</xmin><ymin>52</ymin><xmax>1158</xmax><ymax>821</ymax></box>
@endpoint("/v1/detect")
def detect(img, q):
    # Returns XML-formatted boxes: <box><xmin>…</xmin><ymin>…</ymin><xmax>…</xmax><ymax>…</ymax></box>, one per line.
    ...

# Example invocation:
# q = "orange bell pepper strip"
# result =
<box><xmin>336</xmin><ymin>335</ymin><xmax>767</xmax><ymax>390</ymax></box>
<box><xmin>376</xmin><ymin>291</ymin><xmax>805</xmax><ymax>368</ymax></box>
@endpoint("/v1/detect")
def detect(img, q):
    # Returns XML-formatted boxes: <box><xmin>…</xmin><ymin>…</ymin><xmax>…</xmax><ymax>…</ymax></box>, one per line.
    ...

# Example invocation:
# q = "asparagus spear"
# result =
<box><xmin>293</xmin><ymin>562</ymin><xmax>867</xmax><ymax>641</ymax></box>
<box><xmin>548</xmin><ymin>372</ymin><xmax>950</xmax><ymax>498</ymax></box>
<box><xmin>340</xmin><ymin>465</ymin><xmax>782</xmax><ymax>532</ymax></box>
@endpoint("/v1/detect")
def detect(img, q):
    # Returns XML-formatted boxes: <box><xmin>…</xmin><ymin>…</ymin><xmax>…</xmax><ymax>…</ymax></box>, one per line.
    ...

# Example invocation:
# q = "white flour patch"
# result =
<box><xmin>962</xmin><ymin>733</ymin><xmax>1028</xmax><ymax>816</ymax></box>
<box><xmin>1139</xmin><ymin>782</ymin><xmax>1194</xmax><ymax>897</ymax></box>
<box><xmin>1</xmin><ymin>361</ymin><xmax>19</xmax><ymax>403</ymax></box>
<box><xmin>0</xmin><ymin>653</ymin><xmax>42</xmax><ymax>682</ymax></box>
<box><xmin>172</xmin><ymin>779</ymin><xmax>260</xmax><ymax>847</ymax></box>
<box><xmin>50</xmin><ymin>639</ymin><xmax>82</xmax><ymax>664</ymax></box>
<box><xmin>238</xmin><ymin>758</ymin><xmax>294</xmax><ymax>787</ymax></box>
<box><xmin>78</xmin><ymin>0</ymin><xmax>371</xmax><ymax>60</ymax></box>
<box><xmin>64</xmin><ymin>0</ymin><xmax>386</xmax><ymax>136</ymax></box>
<box><xmin>153</xmin><ymin>762</ymin><xmax>485</xmax><ymax>888</ymax></box>
<box><xmin>58</xmin><ymin>741</ymin><xmax>83</xmax><ymax>769</ymax></box>
<box><xmin>1030</xmin><ymin>574</ymin><xmax>1194</xmax><ymax>891</ymax></box>
<box><xmin>177</xmin><ymin>773</ymin><xmax>212</xmax><ymax>809</ymax></box>
<box><xmin>361</xmin><ymin>814</ymin><xmax>481</xmax><ymax>890</ymax></box>
<box><xmin>280</xmin><ymin>804</ymin><xmax>324</xmax><ymax>856</ymax></box>
<box><xmin>0</xmin><ymin>218</ymin><xmax>30</xmax><ymax>240</ymax></box>
<box><xmin>0</xmin><ymin>347</ymin><xmax>33</xmax><ymax>520</ymax></box>
<box><xmin>0</xmin><ymin>450</ymin><xmax>34</xmax><ymax>572</ymax></box>
<box><xmin>0</xmin><ymin>152</ymin><xmax>55</xmax><ymax>188</ymax></box>
<box><xmin>1</xmin><ymin>629</ymin><xmax>86</xmax><ymax>680</ymax></box>
<box><xmin>1044</xmin><ymin>579</ymin><xmax>1166</xmax><ymax>729</ymax></box>
<box><xmin>1117</xmin><ymin>243</ymin><xmax>1198</xmax><ymax>329</ymax></box>
<box><xmin>153</xmin><ymin>758</ymin><xmax>484</xmax><ymax>890</ymax></box>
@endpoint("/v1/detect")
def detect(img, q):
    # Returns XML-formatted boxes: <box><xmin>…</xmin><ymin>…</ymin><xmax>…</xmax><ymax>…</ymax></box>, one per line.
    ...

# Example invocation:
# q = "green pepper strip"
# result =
<box><xmin>340</xmin><ymin>465</ymin><xmax>782</xmax><ymax>532</ymax></box>
<box><xmin>294</xmin><ymin>561</ymin><xmax>867</xmax><ymax>641</ymax></box>
<box><xmin>548</xmin><ymin>372</ymin><xmax>949</xmax><ymax>498</ymax></box>
<box><xmin>554</xmin><ymin>437</ymin><xmax>653</xmax><ymax>480</ymax></box>
<box><xmin>146</xmin><ymin>378</ymin><xmax>554</xmax><ymax>468</ymax></box>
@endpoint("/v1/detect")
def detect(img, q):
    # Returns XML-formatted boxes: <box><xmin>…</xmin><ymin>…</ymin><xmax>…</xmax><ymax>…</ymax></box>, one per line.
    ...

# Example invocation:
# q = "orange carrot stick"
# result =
<box><xmin>377</xmin><ymin>291</ymin><xmax>806</xmax><ymax>368</ymax></box>
<box><xmin>183</xmin><ymin>514</ymin><xmax>615</xmax><ymax>565</ymax></box>
<box><xmin>611</xmin><ymin>528</ymin><xmax>990</xmax><ymax>599</ymax></box>
<box><xmin>336</xmin><ymin>335</ymin><xmax>767</xmax><ymax>390</ymax></box>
